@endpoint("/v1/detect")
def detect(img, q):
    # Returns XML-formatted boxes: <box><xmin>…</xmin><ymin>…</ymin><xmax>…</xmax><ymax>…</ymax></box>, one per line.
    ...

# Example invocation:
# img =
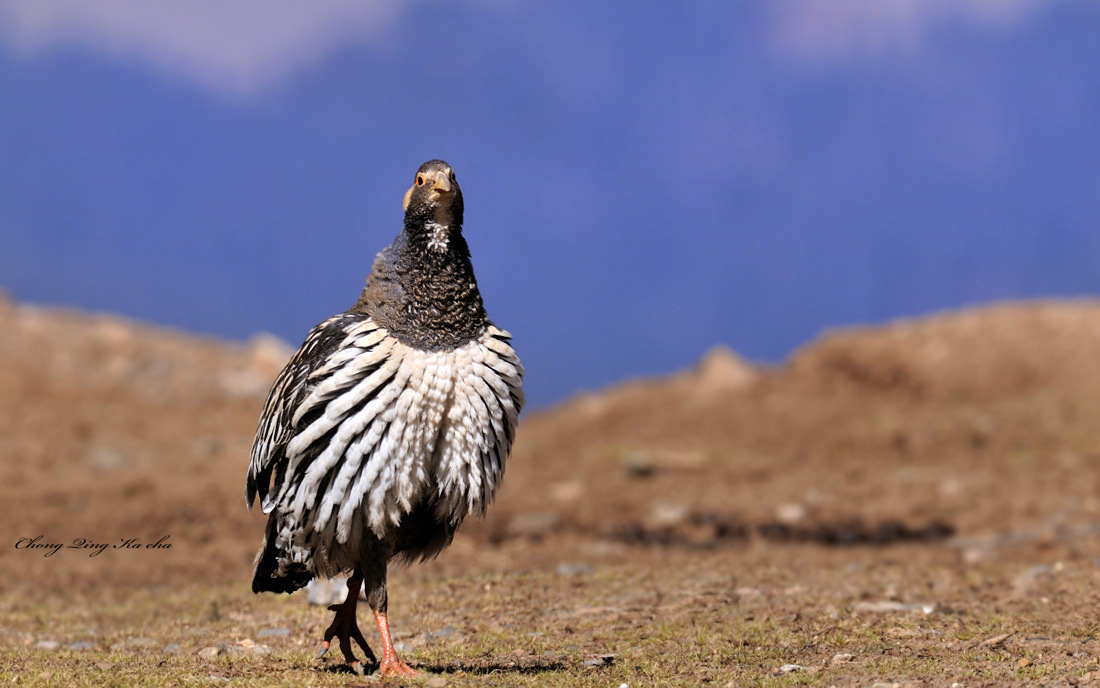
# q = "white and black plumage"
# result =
<box><xmin>246</xmin><ymin>160</ymin><xmax>523</xmax><ymax>677</ymax></box>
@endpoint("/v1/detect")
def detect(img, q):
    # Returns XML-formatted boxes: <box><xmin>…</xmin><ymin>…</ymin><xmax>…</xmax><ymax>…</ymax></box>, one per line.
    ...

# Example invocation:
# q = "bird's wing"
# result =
<box><xmin>245</xmin><ymin>313</ymin><xmax>378</xmax><ymax>511</ymax></box>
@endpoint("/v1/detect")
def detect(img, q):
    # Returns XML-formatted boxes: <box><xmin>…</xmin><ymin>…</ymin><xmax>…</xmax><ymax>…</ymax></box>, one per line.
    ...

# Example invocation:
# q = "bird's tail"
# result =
<box><xmin>251</xmin><ymin>515</ymin><xmax>313</xmax><ymax>594</ymax></box>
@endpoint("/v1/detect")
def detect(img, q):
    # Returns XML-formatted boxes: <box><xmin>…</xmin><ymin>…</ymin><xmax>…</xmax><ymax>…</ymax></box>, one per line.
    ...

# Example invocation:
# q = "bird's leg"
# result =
<box><xmin>365</xmin><ymin>567</ymin><xmax>417</xmax><ymax>677</ymax></box>
<box><xmin>316</xmin><ymin>572</ymin><xmax>377</xmax><ymax>675</ymax></box>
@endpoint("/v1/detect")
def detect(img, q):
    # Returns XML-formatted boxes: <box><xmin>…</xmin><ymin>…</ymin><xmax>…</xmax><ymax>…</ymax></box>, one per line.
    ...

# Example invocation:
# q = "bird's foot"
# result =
<box><xmin>316</xmin><ymin>595</ymin><xmax>377</xmax><ymax>674</ymax></box>
<box><xmin>376</xmin><ymin>654</ymin><xmax>417</xmax><ymax>677</ymax></box>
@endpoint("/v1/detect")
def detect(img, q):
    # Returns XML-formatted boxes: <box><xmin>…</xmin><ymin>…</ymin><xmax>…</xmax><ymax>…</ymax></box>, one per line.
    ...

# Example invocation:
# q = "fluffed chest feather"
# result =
<box><xmin>266</xmin><ymin>318</ymin><xmax>524</xmax><ymax>554</ymax></box>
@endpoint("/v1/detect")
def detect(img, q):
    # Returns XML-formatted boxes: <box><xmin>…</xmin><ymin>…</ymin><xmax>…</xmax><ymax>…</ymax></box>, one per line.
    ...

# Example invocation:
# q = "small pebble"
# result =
<box><xmin>556</xmin><ymin>563</ymin><xmax>594</xmax><ymax>576</ymax></box>
<box><xmin>68</xmin><ymin>641</ymin><xmax>96</xmax><ymax>650</ymax></box>
<box><xmin>1018</xmin><ymin>657</ymin><xmax>1032</xmax><ymax>667</ymax></box>
<box><xmin>775</xmin><ymin>502</ymin><xmax>806</xmax><ymax>524</ymax></box>
<box><xmin>778</xmin><ymin>664</ymin><xmax>804</xmax><ymax>673</ymax></box>
<box><xmin>197</xmin><ymin>646</ymin><xmax>220</xmax><ymax>660</ymax></box>
<box><xmin>854</xmin><ymin>600</ymin><xmax>934</xmax><ymax>614</ymax></box>
<box><xmin>424</xmin><ymin>626</ymin><xmax>457</xmax><ymax>643</ymax></box>
<box><xmin>831</xmin><ymin>653</ymin><xmax>854</xmax><ymax>664</ymax></box>
<box><xmin>583</xmin><ymin>653</ymin><xmax>616</xmax><ymax>667</ymax></box>
<box><xmin>34</xmin><ymin>641</ymin><xmax>60</xmax><ymax>651</ymax></box>
<box><xmin>647</xmin><ymin>503</ymin><xmax>688</xmax><ymax>529</ymax></box>
<box><xmin>258</xmin><ymin>627</ymin><xmax>290</xmax><ymax>638</ymax></box>
<box><xmin>164</xmin><ymin>644</ymin><xmax>181</xmax><ymax>654</ymax></box>
<box><xmin>625</xmin><ymin>453</ymin><xmax>653</xmax><ymax>477</ymax></box>
<box><xmin>507</xmin><ymin>512</ymin><xmax>559</xmax><ymax>538</ymax></box>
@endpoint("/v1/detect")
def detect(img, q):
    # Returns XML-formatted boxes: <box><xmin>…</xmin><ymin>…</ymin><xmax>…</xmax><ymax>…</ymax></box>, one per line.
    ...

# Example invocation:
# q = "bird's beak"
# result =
<box><xmin>431</xmin><ymin>172</ymin><xmax>452</xmax><ymax>194</ymax></box>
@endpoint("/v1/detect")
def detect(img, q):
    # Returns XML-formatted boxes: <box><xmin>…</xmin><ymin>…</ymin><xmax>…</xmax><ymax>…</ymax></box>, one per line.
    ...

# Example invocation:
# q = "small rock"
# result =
<box><xmin>423</xmin><ymin>626</ymin><xmax>457</xmax><ymax>645</ymax></box>
<box><xmin>507</xmin><ymin>512</ymin><xmax>559</xmax><ymax>538</ymax></box>
<box><xmin>426</xmin><ymin>678</ymin><xmax>449</xmax><ymax>688</ymax></box>
<box><xmin>778</xmin><ymin>664</ymin><xmax>804</xmax><ymax>673</ymax></box>
<box><xmin>67</xmin><ymin>641</ymin><xmax>96</xmax><ymax>650</ymax></box>
<box><xmin>87</xmin><ymin>445</ymin><xmax>125</xmax><ymax>469</ymax></box>
<box><xmin>556</xmin><ymin>563</ymin><xmax>594</xmax><ymax>576</ymax></box>
<box><xmin>197</xmin><ymin>646</ymin><xmax>220</xmax><ymax>660</ymax></box>
<box><xmin>246</xmin><ymin>333</ymin><xmax>294</xmax><ymax>370</ymax></box>
<box><xmin>34</xmin><ymin>641</ymin><xmax>59</xmax><ymax>651</ymax></box>
<box><xmin>164</xmin><ymin>644</ymin><xmax>181</xmax><ymax>654</ymax></box>
<box><xmin>625</xmin><ymin>452</ymin><xmax>654</xmax><ymax>477</ymax></box>
<box><xmin>258</xmin><ymin>627</ymin><xmax>290</xmax><ymax>638</ymax></box>
<box><xmin>1018</xmin><ymin>657</ymin><xmax>1032</xmax><ymax>667</ymax></box>
<box><xmin>962</xmin><ymin>547</ymin><xmax>988</xmax><ymax>564</ymax></box>
<box><xmin>693</xmin><ymin>346</ymin><xmax>757</xmax><ymax>392</ymax></box>
<box><xmin>854</xmin><ymin>600</ymin><xmax>934</xmax><ymax>614</ymax></box>
<box><xmin>583</xmin><ymin>653</ymin><xmax>616</xmax><ymax>667</ymax></box>
<box><xmin>831</xmin><ymin>653</ymin><xmax>854</xmax><ymax>664</ymax></box>
<box><xmin>646</xmin><ymin>503</ymin><xmax>688</xmax><ymax>529</ymax></box>
<box><xmin>222</xmin><ymin>639</ymin><xmax>270</xmax><ymax>656</ymax></box>
<box><xmin>549</xmin><ymin>481</ymin><xmax>583</xmax><ymax>502</ymax></box>
<box><xmin>1014</xmin><ymin>564</ymin><xmax>1053</xmax><ymax>594</ymax></box>
<box><xmin>775</xmin><ymin>502</ymin><xmax>806</xmax><ymax>525</ymax></box>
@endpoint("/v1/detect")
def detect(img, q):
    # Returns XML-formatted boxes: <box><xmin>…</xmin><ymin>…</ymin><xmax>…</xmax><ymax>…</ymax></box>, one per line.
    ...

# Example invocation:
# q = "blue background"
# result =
<box><xmin>3</xmin><ymin>1</ymin><xmax>1100</xmax><ymax>406</ymax></box>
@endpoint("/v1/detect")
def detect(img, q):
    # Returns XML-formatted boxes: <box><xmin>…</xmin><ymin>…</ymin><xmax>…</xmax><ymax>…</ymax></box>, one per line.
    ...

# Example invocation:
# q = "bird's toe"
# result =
<box><xmin>376</xmin><ymin>658</ymin><xmax>417</xmax><ymax>677</ymax></box>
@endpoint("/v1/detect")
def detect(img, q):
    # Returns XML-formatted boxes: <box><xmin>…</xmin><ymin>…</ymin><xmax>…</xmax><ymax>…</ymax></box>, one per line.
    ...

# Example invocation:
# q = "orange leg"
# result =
<box><xmin>372</xmin><ymin>609</ymin><xmax>417</xmax><ymax>676</ymax></box>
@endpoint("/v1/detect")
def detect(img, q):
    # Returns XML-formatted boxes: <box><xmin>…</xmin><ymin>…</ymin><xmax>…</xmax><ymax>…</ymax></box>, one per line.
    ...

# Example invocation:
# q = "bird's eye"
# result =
<box><xmin>416</xmin><ymin>175</ymin><xmax>425</xmax><ymax>186</ymax></box>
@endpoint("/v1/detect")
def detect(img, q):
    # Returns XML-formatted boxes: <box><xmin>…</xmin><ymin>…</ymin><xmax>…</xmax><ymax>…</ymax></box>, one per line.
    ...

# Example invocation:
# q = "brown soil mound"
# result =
<box><xmin>784</xmin><ymin>300</ymin><xmax>1100</xmax><ymax>400</ymax></box>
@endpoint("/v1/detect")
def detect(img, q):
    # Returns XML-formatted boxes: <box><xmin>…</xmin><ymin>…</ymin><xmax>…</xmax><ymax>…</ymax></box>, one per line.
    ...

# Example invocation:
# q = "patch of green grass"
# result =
<box><xmin>3</xmin><ymin>550</ymin><xmax>1100</xmax><ymax>686</ymax></box>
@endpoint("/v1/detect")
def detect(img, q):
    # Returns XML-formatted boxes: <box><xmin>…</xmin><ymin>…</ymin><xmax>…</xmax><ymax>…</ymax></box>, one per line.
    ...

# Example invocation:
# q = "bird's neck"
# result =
<box><xmin>353</xmin><ymin>223</ymin><xmax>489</xmax><ymax>350</ymax></box>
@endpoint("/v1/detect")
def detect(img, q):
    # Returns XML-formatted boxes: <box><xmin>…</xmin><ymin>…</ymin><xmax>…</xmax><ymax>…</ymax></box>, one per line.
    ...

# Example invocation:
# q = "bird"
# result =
<box><xmin>246</xmin><ymin>159</ymin><xmax>524</xmax><ymax>677</ymax></box>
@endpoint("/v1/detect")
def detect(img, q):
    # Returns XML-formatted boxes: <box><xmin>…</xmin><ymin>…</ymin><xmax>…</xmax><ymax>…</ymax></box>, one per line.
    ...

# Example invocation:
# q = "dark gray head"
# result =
<box><xmin>402</xmin><ymin>159</ymin><xmax>463</xmax><ymax>231</ymax></box>
<box><xmin>352</xmin><ymin>159</ymin><xmax>487</xmax><ymax>349</ymax></box>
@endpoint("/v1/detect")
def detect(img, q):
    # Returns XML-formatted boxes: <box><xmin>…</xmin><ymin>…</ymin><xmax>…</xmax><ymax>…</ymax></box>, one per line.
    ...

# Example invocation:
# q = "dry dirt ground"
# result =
<box><xmin>4</xmin><ymin>294</ymin><xmax>1100</xmax><ymax>686</ymax></box>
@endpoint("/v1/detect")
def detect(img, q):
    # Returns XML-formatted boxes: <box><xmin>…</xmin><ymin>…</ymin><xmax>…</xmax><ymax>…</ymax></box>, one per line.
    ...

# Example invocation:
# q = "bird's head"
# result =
<box><xmin>403</xmin><ymin>159</ymin><xmax>463</xmax><ymax>232</ymax></box>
